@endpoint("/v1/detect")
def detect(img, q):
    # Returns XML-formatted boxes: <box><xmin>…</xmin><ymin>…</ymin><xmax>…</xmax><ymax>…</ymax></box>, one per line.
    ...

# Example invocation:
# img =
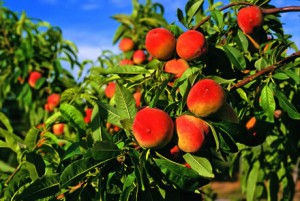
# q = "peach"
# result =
<box><xmin>132</xmin><ymin>50</ymin><xmax>146</xmax><ymax>65</ymax></box>
<box><xmin>132</xmin><ymin>107</ymin><xmax>174</xmax><ymax>149</ymax></box>
<box><xmin>145</xmin><ymin>28</ymin><xmax>176</xmax><ymax>61</ymax></box>
<box><xmin>52</xmin><ymin>123</ymin><xmax>64</xmax><ymax>136</ymax></box>
<box><xmin>119</xmin><ymin>59</ymin><xmax>134</xmax><ymax>66</ymax></box>
<box><xmin>237</xmin><ymin>6</ymin><xmax>263</xmax><ymax>35</ymax></box>
<box><xmin>175</xmin><ymin>114</ymin><xmax>209</xmax><ymax>153</ymax></box>
<box><xmin>119</xmin><ymin>37</ymin><xmax>134</xmax><ymax>52</ymax></box>
<box><xmin>133</xmin><ymin>91</ymin><xmax>142</xmax><ymax>108</ymax></box>
<box><xmin>214</xmin><ymin>103</ymin><xmax>239</xmax><ymax>123</ymax></box>
<box><xmin>28</xmin><ymin>71</ymin><xmax>42</xmax><ymax>88</ymax></box>
<box><xmin>104</xmin><ymin>82</ymin><xmax>116</xmax><ymax>99</ymax></box>
<box><xmin>164</xmin><ymin>58</ymin><xmax>190</xmax><ymax>80</ymax></box>
<box><xmin>84</xmin><ymin>108</ymin><xmax>93</xmax><ymax>123</ymax></box>
<box><xmin>176</xmin><ymin>30</ymin><xmax>207</xmax><ymax>61</ymax></box>
<box><xmin>187</xmin><ymin>79</ymin><xmax>226</xmax><ymax>117</ymax></box>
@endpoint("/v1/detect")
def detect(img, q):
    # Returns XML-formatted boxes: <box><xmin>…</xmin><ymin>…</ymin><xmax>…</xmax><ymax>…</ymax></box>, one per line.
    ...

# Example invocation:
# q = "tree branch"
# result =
<box><xmin>231</xmin><ymin>51</ymin><xmax>300</xmax><ymax>90</ymax></box>
<box><xmin>262</xmin><ymin>6</ymin><xmax>300</xmax><ymax>15</ymax></box>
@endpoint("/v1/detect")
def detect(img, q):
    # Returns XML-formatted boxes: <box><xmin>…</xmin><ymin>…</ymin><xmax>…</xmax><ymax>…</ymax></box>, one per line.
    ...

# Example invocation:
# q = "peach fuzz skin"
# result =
<box><xmin>28</xmin><ymin>71</ymin><xmax>42</xmax><ymax>88</ymax></box>
<box><xmin>104</xmin><ymin>82</ymin><xmax>116</xmax><ymax>99</ymax></box>
<box><xmin>237</xmin><ymin>6</ymin><xmax>263</xmax><ymax>35</ymax></box>
<box><xmin>132</xmin><ymin>50</ymin><xmax>146</xmax><ymax>65</ymax></box>
<box><xmin>176</xmin><ymin>30</ymin><xmax>207</xmax><ymax>61</ymax></box>
<box><xmin>119</xmin><ymin>37</ymin><xmax>135</xmax><ymax>52</ymax></box>
<box><xmin>52</xmin><ymin>123</ymin><xmax>64</xmax><ymax>136</ymax></box>
<box><xmin>175</xmin><ymin>114</ymin><xmax>209</xmax><ymax>153</ymax></box>
<box><xmin>145</xmin><ymin>28</ymin><xmax>176</xmax><ymax>61</ymax></box>
<box><xmin>187</xmin><ymin>79</ymin><xmax>225</xmax><ymax>117</ymax></box>
<box><xmin>164</xmin><ymin>58</ymin><xmax>190</xmax><ymax>79</ymax></box>
<box><xmin>132</xmin><ymin>107</ymin><xmax>174</xmax><ymax>149</ymax></box>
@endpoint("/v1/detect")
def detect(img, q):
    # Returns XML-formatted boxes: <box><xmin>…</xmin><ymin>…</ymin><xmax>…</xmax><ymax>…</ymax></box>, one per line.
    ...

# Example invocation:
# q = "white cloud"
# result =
<box><xmin>81</xmin><ymin>3</ymin><xmax>100</xmax><ymax>11</ymax></box>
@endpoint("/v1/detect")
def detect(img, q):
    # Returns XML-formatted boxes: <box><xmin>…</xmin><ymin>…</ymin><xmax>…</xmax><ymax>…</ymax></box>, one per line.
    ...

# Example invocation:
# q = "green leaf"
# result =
<box><xmin>223</xmin><ymin>45</ymin><xmax>246</xmax><ymax>70</ymax></box>
<box><xmin>246</xmin><ymin>161</ymin><xmax>260</xmax><ymax>201</ymax></box>
<box><xmin>177</xmin><ymin>8</ymin><xmax>187</xmax><ymax>28</ymax></box>
<box><xmin>255</xmin><ymin>57</ymin><xmax>270</xmax><ymax>71</ymax></box>
<box><xmin>183</xmin><ymin>154</ymin><xmax>214</xmax><ymax>179</ymax></box>
<box><xmin>91</xmin><ymin>141</ymin><xmax>119</xmax><ymax>161</ymax></box>
<box><xmin>284</xmin><ymin>69</ymin><xmax>300</xmax><ymax>84</ymax></box>
<box><xmin>94</xmin><ymin>65</ymin><xmax>149</xmax><ymax>75</ymax></box>
<box><xmin>272</xmin><ymin>72</ymin><xmax>290</xmax><ymax>80</ymax></box>
<box><xmin>13</xmin><ymin>174</ymin><xmax>59</xmax><ymax>201</ymax></box>
<box><xmin>115</xmin><ymin>83</ymin><xmax>137</xmax><ymax>120</ymax></box>
<box><xmin>60</xmin><ymin>103</ymin><xmax>86</xmax><ymax>133</ymax></box>
<box><xmin>260</xmin><ymin>85</ymin><xmax>275</xmax><ymax>122</ymax></box>
<box><xmin>98</xmin><ymin>102</ymin><xmax>122</xmax><ymax>127</ymax></box>
<box><xmin>4</xmin><ymin>168</ymin><xmax>31</xmax><ymax>200</ymax></box>
<box><xmin>24</xmin><ymin>127</ymin><xmax>40</xmax><ymax>150</ymax></box>
<box><xmin>154</xmin><ymin>158</ymin><xmax>209</xmax><ymax>191</ymax></box>
<box><xmin>60</xmin><ymin>157</ymin><xmax>113</xmax><ymax>188</ymax></box>
<box><xmin>120</xmin><ymin>172</ymin><xmax>136</xmax><ymax>201</ymax></box>
<box><xmin>236</xmin><ymin>29</ymin><xmax>249</xmax><ymax>52</ymax></box>
<box><xmin>274</xmin><ymin>88</ymin><xmax>300</xmax><ymax>120</ymax></box>
<box><xmin>0</xmin><ymin>160</ymin><xmax>15</xmax><ymax>173</ymax></box>
<box><xmin>0</xmin><ymin>112</ymin><xmax>13</xmax><ymax>132</ymax></box>
<box><xmin>0</xmin><ymin>128</ymin><xmax>24</xmax><ymax>154</ymax></box>
<box><xmin>112</xmin><ymin>25</ymin><xmax>125</xmax><ymax>44</ymax></box>
<box><xmin>210</xmin><ymin>10</ymin><xmax>223</xmax><ymax>30</ymax></box>
<box><xmin>25</xmin><ymin>152</ymin><xmax>45</xmax><ymax>180</ymax></box>
<box><xmin>186</xmin><ymin>0</ymin><xmax>203</xmax><ymax>26</ymax></box>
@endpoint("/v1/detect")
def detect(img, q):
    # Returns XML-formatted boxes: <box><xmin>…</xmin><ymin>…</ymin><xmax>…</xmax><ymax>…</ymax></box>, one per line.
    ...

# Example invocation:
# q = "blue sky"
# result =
<box><xmin>2</xmin><ymin>0</ymin><xmax>300</xmax><ymax>64</ymax></box>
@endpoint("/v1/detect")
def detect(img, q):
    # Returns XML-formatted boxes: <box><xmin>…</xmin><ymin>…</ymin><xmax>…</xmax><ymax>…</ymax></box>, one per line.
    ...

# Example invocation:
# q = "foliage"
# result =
<box><xmin>0</xmin><ymin>0</ymin><xmax>300</xmax><ymax>200</ymax></box>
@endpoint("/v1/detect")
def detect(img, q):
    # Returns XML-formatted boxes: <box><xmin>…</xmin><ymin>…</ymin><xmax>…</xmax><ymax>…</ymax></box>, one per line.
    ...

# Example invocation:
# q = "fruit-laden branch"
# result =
<box><xmin>231</xmin><ymin>51</ymin><xmax>300</xmax><ymax>90</ymax></box>
<box><xmin>192</xmin><ymin>2</ymin><xmax>253</xmax><ymax>30</ymax></box>
<box><xmin>192</xmin><ymin>3</ymin><xmax>300</xmax><ymax>30</ymax></box>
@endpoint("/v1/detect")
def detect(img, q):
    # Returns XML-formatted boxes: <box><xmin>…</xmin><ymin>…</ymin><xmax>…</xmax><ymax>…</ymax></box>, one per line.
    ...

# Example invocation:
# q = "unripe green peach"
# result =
<box><xmin>237</xmin><ymin>6</ymin><xmax>263</xmax><ymax>35</ymax></box>
<box><xmin>145</xmin><ymin>28</ymin><xmax>176</xmax><ymax>61</ymax></box>
<box><xmin>187</xmin><ymin>79</ymin><xmax>226</xmax><ymax>117</ymax></box>
<box><xmin>132</xmin><ymin>107</ymin><xmax>174</xmax><ymax>149</ymax></box>
<box><xmin>119</xmin><ymin>37</ymin><xmax>135</xmax><ymax>52</ymax></box>
<box><xmin>176</xmin><ymin>30</ymin><xmax>207</xmax><ymax>61</ymax></box>
<box><xmin>175</xmin><ymin>114</ymin><xmax>209</xmax><ymax>153</ymax></box>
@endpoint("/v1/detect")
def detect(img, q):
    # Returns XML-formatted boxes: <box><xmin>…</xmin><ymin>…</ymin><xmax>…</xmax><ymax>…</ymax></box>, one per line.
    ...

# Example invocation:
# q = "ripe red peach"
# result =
<box><xmin>28</xmin><ymin>71</ymin><xmax>42</xmax><ymax>88</ymax></box>
<box><xmin>84</xmin><ymin>108</ymin><xmax>93</xmax><ymax>123</ymax></box>
<box><xmin>145</xmin><ymin>28</ymin><xmax>176</xmax><ymax>61</ymax></box>
<box><xmin>175</xmin><ymin>114</ymin><xmax>209</xmax><ymax>153</ymax></box>
<box><xmin>164</xmin><ymin>58</ymin><xmax>190</xmax><ymax>79</ymax></box>
<box><xmin>52</xmin><ymin>123</ymin><xmax>65</xmax><ymax>136</ymax></box>
<box><xmin>176</xmin><ymin>30</ymin><xmax>207</xmax><ymax>61</ymax></box>
<box><xmin>187</xmin><ymin>79</ymin><xmax>226</xmax><ymax>117</ymax></box>
<box><xmin>104</xmin><ymin>82</ymin><xmax>116</xmax><ymax>99</ymax></box>
<box><xmin>133</xmin><ymin>91</ymin><xmax>142</xmax><ymax>108</ymax></box>
<box><xmin>119</xmin><ymin>37</ymin><xmax>135</xmax><ymax>52</ymax></box>
<box><xmin>237</xmin><ymin>6</ymin><xmax>263</xmax><ymax>35</ymax></box>
<box><xmin>119</xmin><ymin>59</ymin><xmax>134</xmax><ymax>66</ymax></box>
<box><xmin>132</xmin><ymin>50</ymin><xmax>146</xmax><ymax>65</ymax></box>
<box><xmin>132</xmin><ymin>107</ymin><xmax>174</xmax><ymax>149</ymax></box>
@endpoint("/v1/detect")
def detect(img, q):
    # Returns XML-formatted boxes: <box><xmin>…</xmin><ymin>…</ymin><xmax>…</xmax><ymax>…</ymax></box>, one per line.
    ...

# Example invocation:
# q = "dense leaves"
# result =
<box><xmin>1</xmin><ymin>0</ymin><xmax>300</xmax><ymax>200</ymax></box>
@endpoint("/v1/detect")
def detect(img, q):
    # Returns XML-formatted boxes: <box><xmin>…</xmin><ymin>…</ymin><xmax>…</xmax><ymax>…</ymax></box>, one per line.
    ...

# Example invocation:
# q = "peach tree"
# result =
<box><xmin>1</xmin><ymin>0</ymin><xmax>300</xmax><ymax>200</ymax></box>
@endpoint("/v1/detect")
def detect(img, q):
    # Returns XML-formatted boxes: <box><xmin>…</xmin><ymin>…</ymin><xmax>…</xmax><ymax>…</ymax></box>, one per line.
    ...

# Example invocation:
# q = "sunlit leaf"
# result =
<box><xmin>183</xmin><ymin>153</ymin><xmax>214</xmax><ymax>179</ymax></box>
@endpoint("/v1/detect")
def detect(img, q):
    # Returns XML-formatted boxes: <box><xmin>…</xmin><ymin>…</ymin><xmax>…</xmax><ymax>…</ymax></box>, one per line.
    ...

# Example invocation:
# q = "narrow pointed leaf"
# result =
<box><xmin>115</xmin><ymin>83</ymin><xmax>137</xmax><ymax>120</ymax></box>
<box><xmin>183</xmin><ymin>153</ymin><xmax>214</xmax><ymax>179</ymax></box>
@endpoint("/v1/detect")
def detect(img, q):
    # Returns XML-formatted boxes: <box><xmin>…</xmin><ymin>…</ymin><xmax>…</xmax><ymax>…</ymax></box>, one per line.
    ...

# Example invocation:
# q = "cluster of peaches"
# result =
<box><xmin>27</xmin><ymin>71</ymin><xmax>93</xmax><ymax>136</ymax></box>
<box><xmin>131</xmin><ymin>5</ymin><xmax>265</xmax><ymax>154</ymax></box>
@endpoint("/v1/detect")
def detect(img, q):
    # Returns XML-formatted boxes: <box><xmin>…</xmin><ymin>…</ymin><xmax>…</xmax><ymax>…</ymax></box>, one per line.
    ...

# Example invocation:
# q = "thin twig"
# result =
<box><xmin>231</xmin><ymin>51</ymin><xmax>300</xmax><ymax>90</ymax></box>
